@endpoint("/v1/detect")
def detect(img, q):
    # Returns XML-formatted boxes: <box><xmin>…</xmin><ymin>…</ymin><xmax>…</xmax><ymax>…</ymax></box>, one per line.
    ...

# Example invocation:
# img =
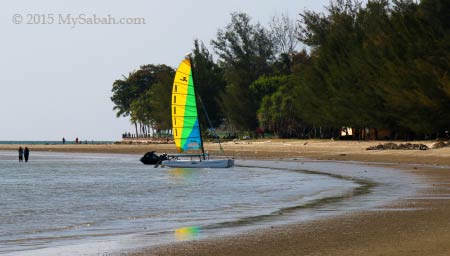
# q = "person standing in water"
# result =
<box><xmin>18</xmin><ymin>147</ymin><xmax>24</xmax><ymax>162</ymax></box>
<box><xmin>24</xmin><ymin>147</ymin><xmax>30</xmax><ymax>162</ymax></box>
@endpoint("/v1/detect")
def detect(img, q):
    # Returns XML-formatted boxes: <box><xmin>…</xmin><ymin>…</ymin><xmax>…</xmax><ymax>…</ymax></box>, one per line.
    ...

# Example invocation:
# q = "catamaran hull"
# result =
<box><xmin>161</xmin><ymin>159</ymin><xmax>234</xmax><ymax>168</ymax></box>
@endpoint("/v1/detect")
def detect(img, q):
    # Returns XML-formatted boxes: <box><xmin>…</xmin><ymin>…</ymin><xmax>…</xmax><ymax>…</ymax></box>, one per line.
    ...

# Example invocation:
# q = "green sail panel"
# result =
<box><xmin>172</xmin><ymin>58</ymin><xmax>201</xmax><ymax>152</ymax></box>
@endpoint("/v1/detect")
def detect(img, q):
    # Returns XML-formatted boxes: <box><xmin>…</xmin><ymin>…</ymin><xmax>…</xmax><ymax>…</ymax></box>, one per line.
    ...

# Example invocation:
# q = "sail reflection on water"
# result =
<box><xmin>169</xmin><ymin>168</ymin><xmax>197</xmax><ymax>181</ymax></box>
<box><xmin>174</xmin><ymin>226</ymin><xmax>201</xmax><ymax>241</ymax></box>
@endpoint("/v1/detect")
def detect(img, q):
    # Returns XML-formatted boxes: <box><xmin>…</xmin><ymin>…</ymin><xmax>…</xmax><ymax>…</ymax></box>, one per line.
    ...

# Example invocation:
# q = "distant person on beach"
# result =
<box><xmin>75</xmin><ymin>137</ymin><xmax>79</xmax><ymax>144</ymax></box>
<box><xmin>18</xmin><ymin>147</ymin><xmax>24</xmax><ymax>162</ymax></box>
<box><xmin>62</xmin><ymin>137</ymin><xmax>66</xmax><ymax>144</ymax></box>
<box><xmin>24</xmin><ymin>147</ymin><xmax>30</xmax><ymax>162</ymax></box>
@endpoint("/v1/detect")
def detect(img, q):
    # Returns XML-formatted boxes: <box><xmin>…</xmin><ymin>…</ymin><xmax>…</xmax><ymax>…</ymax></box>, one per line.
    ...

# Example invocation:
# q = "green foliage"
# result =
<box><xmin>192</xmin><ymin>40</ymin><xmax>226</xmax><ymax>128</ymax></box>
<box><xmin>250</xmin><ymin>75</ymin><xmax>288</xmax><ymax>101</ymax></box>
<box><xmin>112</xmin><ymin>2</ymin><xmax>450</xmax><ymax>139</ymax></box>
<box><xmin>111</xmin><ymin>78</ymin><xmax>133</xmax><ymax>118</ymax></box>
<box><xmin>295</xmin><ymin>0</ymin><xmax>450</xmax><ymax>137</ymax></box>
<box><xmin>211</xmin><ymin>12</ymin><xmax>275</xmax><ymax>130</ymax></box>
<box><xmin>257</xmin><ymin>76</ymin><xmax>303</xmax><ymax>137</ymax></box>
<box><xmin>111</xmin><ymin>64</ymin><xmax>174</xmax><ymax>133</ymax></box>
<box><xmin>145</xmin><ymin>67</ymin><xmax>174</xmax><ymax>130</ymax></box>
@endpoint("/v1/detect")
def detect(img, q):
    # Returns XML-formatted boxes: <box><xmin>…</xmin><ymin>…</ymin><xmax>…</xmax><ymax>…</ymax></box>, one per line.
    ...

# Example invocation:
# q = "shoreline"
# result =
<box><xmin>130</xmin><ymin>141</ymin><xmax>450</xmax><ymax>256</ymax></box>
<box><xmin>2</xmin><ymin>140</ymin><xmax>450</xmax><ymax>255</ymax></box>
<box><xmin>2</xmin><ymin>139</ymin><xmax>450</xmax><ymax>165</ymax></box>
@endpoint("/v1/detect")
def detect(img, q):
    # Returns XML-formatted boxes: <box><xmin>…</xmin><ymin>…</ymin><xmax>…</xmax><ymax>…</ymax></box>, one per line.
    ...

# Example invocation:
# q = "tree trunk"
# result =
<box><xmin>134</xmin><ymin>122</ymin><xmax>138</xmax><ymax>137</ymax></box>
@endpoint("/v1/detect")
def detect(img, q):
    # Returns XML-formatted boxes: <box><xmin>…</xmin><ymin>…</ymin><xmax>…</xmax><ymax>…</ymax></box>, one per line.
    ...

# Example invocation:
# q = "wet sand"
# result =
<box><xmin>2</xmin><ymin>140</ymin><xmax>450</xmax><ymax>255</ymax></box>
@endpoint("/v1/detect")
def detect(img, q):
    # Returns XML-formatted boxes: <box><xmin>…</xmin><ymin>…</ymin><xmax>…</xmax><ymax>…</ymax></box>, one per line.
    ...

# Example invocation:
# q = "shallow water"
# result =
<box><xmin>0</xmin><ymin>152</ymin><xmax>423</xmax><ymax>255</ymax></box>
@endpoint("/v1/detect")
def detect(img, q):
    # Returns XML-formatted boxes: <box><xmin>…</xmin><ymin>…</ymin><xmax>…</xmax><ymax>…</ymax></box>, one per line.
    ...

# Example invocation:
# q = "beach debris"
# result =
<box><xmin>366</xmin><ymin>143</ymin><xmax>429</xmax><ymax>150</ymax></box>
<box><xmin>431</xmin><ymin>141</ymin><xmax>450</xmax><ymax>149</ymax></box>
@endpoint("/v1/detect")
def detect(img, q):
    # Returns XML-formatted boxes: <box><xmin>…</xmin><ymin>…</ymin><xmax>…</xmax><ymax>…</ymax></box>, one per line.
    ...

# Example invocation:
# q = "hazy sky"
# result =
<box><xmin>0</xmin><ymin>0</ymin><xmax>330</xmax><ymax>141</ymax></box>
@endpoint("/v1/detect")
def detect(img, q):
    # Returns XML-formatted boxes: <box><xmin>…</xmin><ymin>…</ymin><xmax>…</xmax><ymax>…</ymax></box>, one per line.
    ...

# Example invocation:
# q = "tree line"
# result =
<box><xmin>111</xmin><ymin>0</ymin><xmax>450</xmax><ymax>140</ymax></box>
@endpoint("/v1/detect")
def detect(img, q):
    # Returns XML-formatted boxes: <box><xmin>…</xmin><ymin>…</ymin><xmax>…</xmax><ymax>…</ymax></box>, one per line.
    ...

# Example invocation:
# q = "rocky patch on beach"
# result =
<box><xmin>432</xmin><ymin>141</ymin><xmax>450</xmax><ymax>149</ymax></box>
<box><xmin>367</xmin><ymin>143</ymin><xmax>429</xmax><ymax>150</ymax></box>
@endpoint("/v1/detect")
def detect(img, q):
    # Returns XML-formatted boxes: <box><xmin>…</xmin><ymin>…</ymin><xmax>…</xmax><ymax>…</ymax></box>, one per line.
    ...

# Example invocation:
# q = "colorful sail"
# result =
<box><xmin>172</xmin><ymin>58</ymin><xmax>202</xmax><ymax>152</ymax></box>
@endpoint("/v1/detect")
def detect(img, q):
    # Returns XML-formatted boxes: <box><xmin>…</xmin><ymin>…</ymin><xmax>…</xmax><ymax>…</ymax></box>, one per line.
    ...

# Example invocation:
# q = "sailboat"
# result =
<box><xmin>159</xmin><ymin>56</ymin><xmax>234</xmax><ymax>168</ymax></box>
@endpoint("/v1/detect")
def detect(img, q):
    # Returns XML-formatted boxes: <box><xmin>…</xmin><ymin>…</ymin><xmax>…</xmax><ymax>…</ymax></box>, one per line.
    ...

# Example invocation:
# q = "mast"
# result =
<box><xmin>198</xmin><ymin>94</ymin><xmax>224</xmax><ymax>152</ymax></box>
<box><xmin>188</xmin><ymin>55</ymin><xmax>206</xmax><ymax>160</ymax></box>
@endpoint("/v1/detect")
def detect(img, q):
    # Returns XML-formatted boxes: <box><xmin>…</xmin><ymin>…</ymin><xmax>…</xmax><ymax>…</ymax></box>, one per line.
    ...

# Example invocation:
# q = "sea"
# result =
<box><xmin>0</xmin><ymin>151</ymin><xmax>423</xmax><ymax>255</ymax></box>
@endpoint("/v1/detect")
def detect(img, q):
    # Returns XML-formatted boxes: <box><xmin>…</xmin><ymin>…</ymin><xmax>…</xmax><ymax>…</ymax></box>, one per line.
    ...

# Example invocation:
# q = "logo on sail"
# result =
<box><xmin>187</xmin><ymin>141</ymin><xmax>199</xmax><ymax>148</ymax></box>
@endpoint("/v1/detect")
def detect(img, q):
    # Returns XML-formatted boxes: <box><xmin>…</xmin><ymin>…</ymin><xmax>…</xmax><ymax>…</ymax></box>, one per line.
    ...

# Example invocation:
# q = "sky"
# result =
<box><xmin>0</xmin><ymin>0</ymin><xmax>331</xmax><ymax>141</ymax></box>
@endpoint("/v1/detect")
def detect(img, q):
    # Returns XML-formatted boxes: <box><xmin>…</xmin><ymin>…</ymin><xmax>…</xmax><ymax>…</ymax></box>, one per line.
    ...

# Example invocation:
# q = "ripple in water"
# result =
<box><xmin>0</xmin><ymin>151</ymin><xmax>360</xmax><ymax>255</ymax></box>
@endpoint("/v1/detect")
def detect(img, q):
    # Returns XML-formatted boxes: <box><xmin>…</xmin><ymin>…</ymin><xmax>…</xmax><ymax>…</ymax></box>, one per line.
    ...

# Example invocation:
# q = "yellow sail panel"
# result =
<box><xmin>171</xmin><ymin>58</ymin><xmax>201</xmax><ymax>152</ymax></box>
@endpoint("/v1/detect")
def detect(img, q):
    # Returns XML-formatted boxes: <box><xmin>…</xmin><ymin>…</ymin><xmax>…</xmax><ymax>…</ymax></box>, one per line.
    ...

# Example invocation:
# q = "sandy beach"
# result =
<box><xmin>2</xmin><ymin>139</ymin><xmax>450</xmax><ymax>165</ymax></box>
<box><xmin>2</xmin><ymin>140</ymin><xmax>450</xmax><ymax>255</ymax></box>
